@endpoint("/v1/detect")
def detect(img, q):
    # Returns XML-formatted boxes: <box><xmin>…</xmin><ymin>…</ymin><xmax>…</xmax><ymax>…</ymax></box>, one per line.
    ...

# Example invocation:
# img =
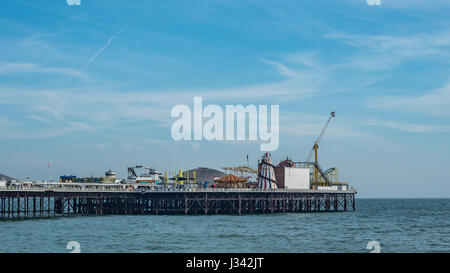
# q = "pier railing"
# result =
<box><xmin>0</xmin><ymin>184</ymin><xmax>356</xmax><ymax>194</ymax></box>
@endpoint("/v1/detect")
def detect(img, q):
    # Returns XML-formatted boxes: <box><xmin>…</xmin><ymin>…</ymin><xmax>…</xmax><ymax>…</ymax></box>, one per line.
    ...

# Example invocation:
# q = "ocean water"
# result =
<box><xmin>1</xmin><ymin>199</ymin><xmax>449</xmax><ymax>253</ymax></box>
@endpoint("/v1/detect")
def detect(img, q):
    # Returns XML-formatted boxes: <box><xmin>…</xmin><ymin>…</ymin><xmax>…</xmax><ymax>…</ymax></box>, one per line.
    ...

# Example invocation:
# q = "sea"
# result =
<box><xmin>1</xmin><ymin>199</ymin><xmax>449</xmax><ymax>253</ymax></box>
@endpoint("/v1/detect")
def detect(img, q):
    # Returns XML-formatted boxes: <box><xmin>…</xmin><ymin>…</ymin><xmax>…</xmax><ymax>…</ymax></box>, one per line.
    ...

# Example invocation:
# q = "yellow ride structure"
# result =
<box><xmin>304</xmin><ymin>111</ymin><xmax>348</xmax><ymax>188</ymax></box>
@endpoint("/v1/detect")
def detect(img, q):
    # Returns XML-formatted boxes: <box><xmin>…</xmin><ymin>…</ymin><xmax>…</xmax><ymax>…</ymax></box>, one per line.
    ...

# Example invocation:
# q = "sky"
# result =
<box><xmin>1</xmin><ymin>0</ymin><xmax>450</xmax><ymax>197</ymax></box>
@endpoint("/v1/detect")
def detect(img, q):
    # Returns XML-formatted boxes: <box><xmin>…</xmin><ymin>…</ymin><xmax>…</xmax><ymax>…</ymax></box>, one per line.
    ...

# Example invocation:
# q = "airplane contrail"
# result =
<box><xmin>81</xmin><ymin>26</ymin><xmax>126</xmax><ymax>71</ymax></box>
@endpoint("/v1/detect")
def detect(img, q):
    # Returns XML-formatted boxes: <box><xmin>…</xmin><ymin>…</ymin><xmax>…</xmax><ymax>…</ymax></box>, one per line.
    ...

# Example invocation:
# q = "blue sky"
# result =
<box><xmin>1</xmin><ymin>0</ymin><xmax>450</xmax><ymax>197</ymax></box>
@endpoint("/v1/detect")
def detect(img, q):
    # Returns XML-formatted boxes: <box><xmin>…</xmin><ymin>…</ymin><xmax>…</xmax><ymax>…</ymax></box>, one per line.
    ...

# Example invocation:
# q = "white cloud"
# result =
<box><xmin>0</xmin><ymin>62</ymin><xmax>86</xmax><ymax>78</ymax></box>
<box><xmin>330</xmin><ymin>32</ymin><xmax>450</xmax><ymax>55</ymax></box>
<box><xmin>325</xmin><ymin>32</ymin><xmax>450</xmax><ymax>71</ymax></box>
<box><xmin>279</xmin><ymin>113</ymin><xmax>380</xmax><ymax>141</ymax></box>
<box><xmin>0</xmin><ymin>76</ymin><xmax>318</xmax><ymax>140</ymax></box>
<box><xmin>91</xmin><ymin>142</ymin><xmax>110</xmax><ymax>150</ymax></box>
<box><xmin>0</xmin><ymin>116</ymin><xmax>17</xmax><ymax>127</ymax></box>
<box><xmin>121</xmin><ymin>144</ymin><xmax>144</xmax><ymax>153</ymax></box>
<box><xmin>279</xmin><ymin>112</ymin><xmax>450</xmax><ymax>147</ymax></box>
<box><xmin>281</xmin><ymin>52</ymin><xmax>320</xmax><ymax>69</ymax></box>
<box><xmin>363</xmin><ymin>119</ymin><xmax>450</xmax><ymax>133</ymax></box>
<box><xmin>367</xmin><ymin>83</ymin><xmax>450</xmax><ymax>117</ymax></box>
<box><xmin>260</xmin><ymin>58</ymin><xmax>304</xmax><ymax>78</ymax></box>
<box><xmin>345</xmin><ymin>0</ymin><xmax>450</xmax><ymax>10</ymax></box>
<box><xmin>0</xmin><ymin>121</ymin><xmax>92</xmax><ymax>139</ymax></box>
<box><xmin>25</xmin><ymin>115</ymin><xmax>49</xmax><ymax>122</ymax></box>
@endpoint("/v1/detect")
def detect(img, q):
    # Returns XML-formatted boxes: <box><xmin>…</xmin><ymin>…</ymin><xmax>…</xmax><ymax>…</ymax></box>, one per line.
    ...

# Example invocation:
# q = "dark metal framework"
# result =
<box><xmin>0</xmin><ymin>190</ymin><xmax>355</xmax><ymax>220</ymax></box>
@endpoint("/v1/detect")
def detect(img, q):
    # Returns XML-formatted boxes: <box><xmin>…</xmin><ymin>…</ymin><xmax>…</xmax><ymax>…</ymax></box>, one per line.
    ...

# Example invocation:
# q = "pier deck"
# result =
<box><xmin>0</xmin><ymin>188</ymin><xmax>356</xmax><ymax>220</ymax></box>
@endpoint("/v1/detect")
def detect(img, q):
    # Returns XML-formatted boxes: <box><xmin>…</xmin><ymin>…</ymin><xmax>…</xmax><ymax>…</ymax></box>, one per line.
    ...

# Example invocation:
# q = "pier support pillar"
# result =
<box><xmin>204</xmin><ymin>193</ymin><xmax>208</xmax><ymax>215</ymax></box>
<box><xmin>184</xmin><ymin>194</ymin><xmax>188</xmax><ymax>215</ymax></box>
<box><xmin>238</xmin><ymin>194</ymin><xmax>241</xmax><ymax>215</ymax></box>
<box><xmin>352</xmin><ymin>194</ymin><xmax>356</xmax><ymax>211</ymax></box>
<box><xmin>344</xmin><ymin>194</ymin><xmax>347</xmax><ymax>211</ymax></box>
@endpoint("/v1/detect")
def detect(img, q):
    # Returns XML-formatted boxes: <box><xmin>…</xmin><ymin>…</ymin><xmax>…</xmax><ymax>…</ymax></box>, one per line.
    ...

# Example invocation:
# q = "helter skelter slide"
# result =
<box><xmin>257</xmin><ymin>152</ymin><xmax>278</xmax><ymax>190</ymax></box>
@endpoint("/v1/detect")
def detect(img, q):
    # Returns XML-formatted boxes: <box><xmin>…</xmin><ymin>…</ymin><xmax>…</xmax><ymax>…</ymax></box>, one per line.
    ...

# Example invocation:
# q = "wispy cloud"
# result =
<box><xmin>0</xmin><ymin>62</ymin><xmax>86</xmax><ymax>78</ymax></box>
<box><xmin>281</xmin><ymin>52</ymin><xmax>320</xmax><ymax>69</ymax></box>
<box><xmin>91</xmin><ymin>142</ymin><xmax>111</xmax><ymax>151</ymax></box>
<box><xmin>0</xmin><ymin>80</ymin><xmax>316</xmax><ymax>130</ymax></box>
<box><xmin>363</xmin><ymin>119</ymin><xmax>450</xmax><ymax>133</ymax></box>
<box><xmin>121</xmin><ymin>144</ymin><xmax>145</xmax><ymax>153</ymax></box>
<box><xmin>81</xmin><ymin>27</ymin><xmax>126</xmax><ymax>71</ymax></box>
<box><xmin>0</xmin><ymin>51</ymin><xmax>394</xmax><ymax>142</ymax></box>
<box><xmin>367</xmin><ymin>82</ymin><xmax>450</xmax><ymax>117</ymax></box>
<box><xmin>340</xmin><ymin>0</ymin><xmax>450</xmax><ymax>11</ymax></box>
<box><xmin>280</xmin><ymin>113</ymin><xmax>381</xmax><ymax>142</ymax></box>
<box><xmin>0</xmin><ymin>115</ymin><xmax>17</xmax><ymax>127</ymax></box>
<box><xmin>280</xmin><ymin>112</ymin><xmax>450</xmax><ymax>146</ymax></box>
<box><xmin>325</xmin><ymin>32</ymin><xmax>450</xmax><ymax>70</ymax></box>
<box><xmin>25</xmin><ymin>115</ymin><xmax>49</xmax><ymax>123</ymax></box>
<box><xmin>261</xmin><ymin>58</ymin><xmax>304</xmax><ymax>78</ymax></box>
<box><xmin>0</xmin><ymin>120</ymin><xmax>92</xmax><ymax>139</ymax></box>
<box><xmin>327</xmin><ymin>32</ymin><xmax>450</xmax><ymax>55</ymax></box>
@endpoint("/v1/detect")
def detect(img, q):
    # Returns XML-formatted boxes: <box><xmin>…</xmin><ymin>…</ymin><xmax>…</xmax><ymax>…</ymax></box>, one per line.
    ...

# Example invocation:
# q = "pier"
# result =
<box><xmin>0</xmin><ymin>188</ymin><xmax>355</xmax><ymax>220</ymax></box>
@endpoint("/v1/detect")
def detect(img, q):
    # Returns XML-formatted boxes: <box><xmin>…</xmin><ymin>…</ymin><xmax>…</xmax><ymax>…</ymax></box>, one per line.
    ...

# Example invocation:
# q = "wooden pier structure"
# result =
<box><xmin>0</xmin><ymin>188</ymin><xmax>355</xmax><ymax>220</ymax></box>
